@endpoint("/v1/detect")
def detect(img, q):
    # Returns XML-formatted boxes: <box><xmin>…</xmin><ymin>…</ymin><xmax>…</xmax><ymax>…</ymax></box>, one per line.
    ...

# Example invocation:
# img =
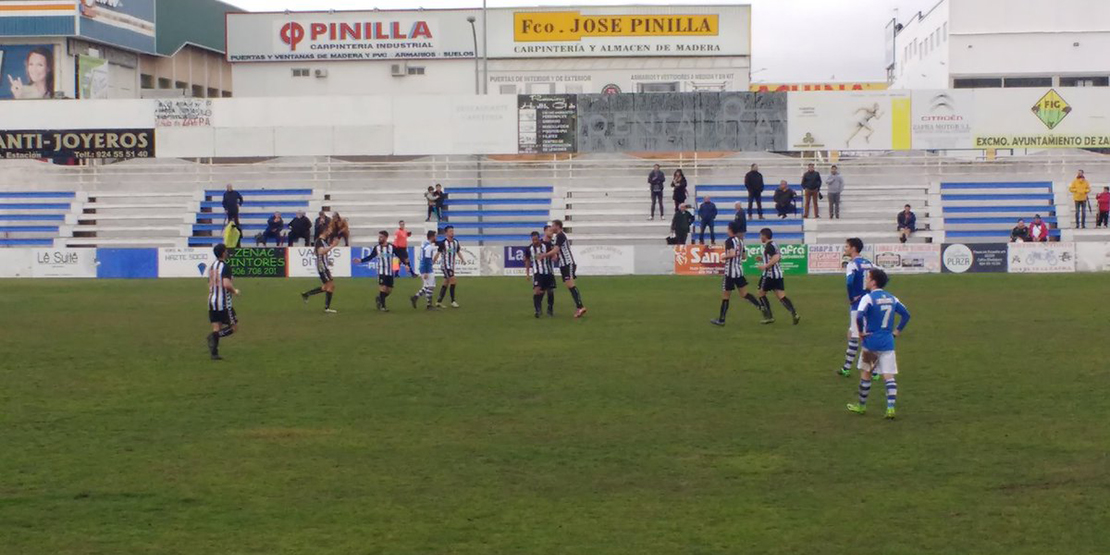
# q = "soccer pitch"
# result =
<box><xmin>2</xmin><ymin>274</ymin><xmax>1107</xmax><ymax>554</ymax></box>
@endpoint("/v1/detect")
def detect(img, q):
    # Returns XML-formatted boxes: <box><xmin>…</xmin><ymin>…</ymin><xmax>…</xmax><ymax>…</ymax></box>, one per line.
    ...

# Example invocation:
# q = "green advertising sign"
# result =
<box><xmin>743</xmin><ymin>243</ymin><xmax>808</xmax><ymax>276</ymax></box>
<box><xmin>228</xmin><ymin>248</ymin><xmax>286</xmax><ymax>278</ymax></box>
<box><xmin>78</xmin><ymin>55</ymin><xmax>108</xmax><ymax>99</ymax></box>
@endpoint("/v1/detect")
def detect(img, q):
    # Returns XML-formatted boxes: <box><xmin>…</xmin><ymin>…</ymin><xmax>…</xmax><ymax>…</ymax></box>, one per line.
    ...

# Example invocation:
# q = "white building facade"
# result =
<box><xmin>225</xmin><ymin>5</ymin><xmax>752</xmax><ymax>97</ymax></box>
<box><xmin>890</xmin><ymin>0</ymin><xmax>1110</xmax><ymax>89</ymax></box>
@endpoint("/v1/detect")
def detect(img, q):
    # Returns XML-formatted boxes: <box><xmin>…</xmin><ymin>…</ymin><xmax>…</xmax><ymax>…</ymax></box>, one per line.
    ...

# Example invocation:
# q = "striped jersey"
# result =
<box><xmin>554</xmin><ymin>231</ymin><xmax>575</xmax><ymax>267</ymax></box>
<box><xmin>724</xmin><ymin>236</ymin><xmax>744</xmax><ymax>278</ymax></box>
<box><xmin>528</xmin><ymin>241</ymin><xmax>555</xmax><ymax>275</ymax></box>
<box><xmin>207</xmin><ymin>260</ymin><xmax>233</xmax><ymax>311</ymax></box>
<box><xmin>361</xmin><ymin>243</ymin><xmax>396</xmax><ymax>277</ymax></box>
<box><xmin>760</xmin><ymin>241</ymin><xmax>784</xmax><ymax>279</ymax></box>
<box><xmin>439</xmin><ymin>238</ymin><xmax>461</xmax><ymax>271</ymax></box>
<box><xmin>419</xmin><ymin>240</ymin><xmax>437</xmax><ymax>275</ymax></box>
<box><xmin>314</xmin><ymin>238</ymin><xmax>330</xmax><ymax>273</ymax></box>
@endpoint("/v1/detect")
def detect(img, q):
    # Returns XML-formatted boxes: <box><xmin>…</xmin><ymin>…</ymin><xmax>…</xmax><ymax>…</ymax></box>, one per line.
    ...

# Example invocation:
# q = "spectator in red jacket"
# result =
<box><xmin>1029</xmin><ymin>214</ymin><xmax>1049</xmax><ymax>242</ymax></box>
<box><xmin>1097</xmin><ymin>186</ymin><xmax>1109</xmax><ymax>228</ymax></box>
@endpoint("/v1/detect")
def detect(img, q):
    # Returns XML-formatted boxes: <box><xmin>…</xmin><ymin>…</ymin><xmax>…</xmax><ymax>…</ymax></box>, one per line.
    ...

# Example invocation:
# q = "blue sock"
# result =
<box><xmin>885</xmin><ymin>379</ymin><xmax>897</xmax><ymax>410</ymax></box>
<box><xmin>858</xmin><ymin>378</ymin><xmax>871</xmax><ymax>406</ymax></box>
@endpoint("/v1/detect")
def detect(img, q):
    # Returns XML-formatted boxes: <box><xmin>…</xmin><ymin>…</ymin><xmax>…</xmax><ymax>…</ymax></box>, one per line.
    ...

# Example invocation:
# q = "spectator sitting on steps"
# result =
<box><xmin>328</xmin><ymin>212</ymin><xmax>351</xmax><ymax>246</ymax></box>
<box><xmin>733</xmin><ymin>201</ymin><xmax>748</xmax><ymax>237</ymax></box>
<box><xmin>897</xmin><ymin>205</ymin><xmax>916</xmax><ymax>243</ymax></box>
<box><xmin>1029</xmin><ymin>214</ymin><xmax>1049</xmax><ymax>242</ymax></box>
<box><xmin>1010</xmin><ymin>219</ymin><xmax>1031</xmax><ymax>242</ymax></box>
<box><xmin>773</xmin><ymin>181</ymin><xmax>797</xmax><ymax>219</ymax></box>
<box><xmin>287</xmin><ymin>210</ymin><xmax>312</xmax><ymax>247</ymax></box>
<box><xmin>261</xmin><ymin>211</ymin><xmax>283</xmax><ymax>246</ymax></box>
<box><xmin>313</xmin><ymin>210</ymin><xmax>331</xmax><ymax>242</ymax></box>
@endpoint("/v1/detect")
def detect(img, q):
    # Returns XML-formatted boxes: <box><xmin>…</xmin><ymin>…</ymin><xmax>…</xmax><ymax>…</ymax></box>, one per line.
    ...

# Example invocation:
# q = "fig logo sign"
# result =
<box><xmin>280</xmin><ymin>22</ymin><xmax>306</xmax><ymax>51</ymax></box>
<box><xmin>1032</xmin><ymin>89</ymin><xmax>1071</xmax><ymax>130</ymax></box>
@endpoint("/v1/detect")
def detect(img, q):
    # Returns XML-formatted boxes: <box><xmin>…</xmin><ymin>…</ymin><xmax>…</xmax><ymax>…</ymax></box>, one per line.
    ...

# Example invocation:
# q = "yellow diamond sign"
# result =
<box><xmin>1031</xmin><ymin>89</ymin><xmax>1071</xmax><ymax>130</ymax></box>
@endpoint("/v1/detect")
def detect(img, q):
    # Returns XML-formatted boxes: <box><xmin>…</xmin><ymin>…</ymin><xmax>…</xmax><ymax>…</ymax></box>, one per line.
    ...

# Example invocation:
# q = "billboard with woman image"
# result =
<box><xmin>0</xmin><ymin>45</ymin><xmax>56</xmax><ymax>100</ymax></box>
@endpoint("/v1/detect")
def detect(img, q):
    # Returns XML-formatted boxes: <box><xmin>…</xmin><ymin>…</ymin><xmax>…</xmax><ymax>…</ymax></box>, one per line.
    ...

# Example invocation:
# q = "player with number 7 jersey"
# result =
<box><xmin>847</xmin><ymin>268</ymin><xmax>910</xmax><ymax>420</ymax></box>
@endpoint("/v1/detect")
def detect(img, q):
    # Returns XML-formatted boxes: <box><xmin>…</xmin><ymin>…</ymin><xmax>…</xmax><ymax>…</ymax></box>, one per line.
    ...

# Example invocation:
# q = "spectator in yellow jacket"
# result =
<box><xmin>1069</xmin><ymin>170</ymin><xmax>1091</xmax><ymax>229</ymax></box>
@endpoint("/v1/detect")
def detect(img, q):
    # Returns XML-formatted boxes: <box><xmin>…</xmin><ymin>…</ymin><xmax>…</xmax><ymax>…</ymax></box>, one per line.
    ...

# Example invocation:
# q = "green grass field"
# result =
<box><xmin>1</xmin><ymin>274</ymin><xmax>1107</xmax><ymax>554</ymax></box>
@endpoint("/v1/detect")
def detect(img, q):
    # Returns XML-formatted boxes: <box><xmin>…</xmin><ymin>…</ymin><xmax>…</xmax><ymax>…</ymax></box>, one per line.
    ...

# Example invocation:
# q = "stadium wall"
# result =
<box><xmin>0</xmin><ymin>242</ymin><xmax>1097</xmax><ymax>278</ymax></box>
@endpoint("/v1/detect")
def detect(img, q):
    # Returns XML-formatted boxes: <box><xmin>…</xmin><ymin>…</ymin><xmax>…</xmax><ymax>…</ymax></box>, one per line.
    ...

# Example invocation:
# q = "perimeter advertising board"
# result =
<box><xmin>787</xmin><ymin>91</ymin><xmax>912</xmax><ymax>151</ymax></box>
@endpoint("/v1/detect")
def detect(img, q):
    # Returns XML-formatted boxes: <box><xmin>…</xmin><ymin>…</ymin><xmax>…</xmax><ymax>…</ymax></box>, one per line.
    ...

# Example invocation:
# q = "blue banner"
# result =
<box><xmin>79</xmin><ymin>0</ymin><xmax>156</xmax><ymax>54</ymax></box>
<box><xmin>96</xmin><ymin>248</ymin><xmax>158</xmax><ymax>279</ymax></box>
<box><xmin>351</xmin><ymin>245</ymin><xmax>416</xmax><ymax>278</ymax></box>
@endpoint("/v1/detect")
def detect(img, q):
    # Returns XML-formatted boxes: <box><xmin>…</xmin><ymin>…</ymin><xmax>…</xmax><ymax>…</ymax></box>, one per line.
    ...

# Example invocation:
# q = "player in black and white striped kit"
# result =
<box><xmin>355</xmin><ymin>231</ymin><xmax>397</xmax><ymax>312</ymax></box>
<box><xmin>524</xmin><ymin>230</ymin><xmax>557</xmax><ymax>318</ymax></box>
<box><xmin>551</xmin><ymin>220</ymin><xmax>587</xmax><ymax>318</ymax></box>
<box><xmin>206</xmin><ymin>243</ymin><xmax>240</xmax><ymax>360</ymax></box>
<box><xmin>756</xmin><ymin>227</ymin><xmax>800</xmax><ymax>325</ymax></box>
<box><xmin>436</xmin><ymin>225</ymin><xmax>466</xmax><ymax>308</ymax></box>
<box><xmin>301</xmin><ymin>236</ymin><xmax>338</xmax><ymax>313</ymax></box>
<box><xmin>710</xmin><ymin>221</ymin><xmax>764</xmax><ymax>327</ymax></box>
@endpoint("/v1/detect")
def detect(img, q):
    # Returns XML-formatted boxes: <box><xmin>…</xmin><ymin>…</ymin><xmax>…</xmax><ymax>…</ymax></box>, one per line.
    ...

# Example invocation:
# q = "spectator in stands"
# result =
<box><xmin>744</xmin><ymin>163</ymin><xmax>765</xmax><ymax>220</ymax></box>
<box><xmin>313</xmin><ymin>210</ymin><xmax>331</xmax><ymax>242</ymax></box>
<box><xmin>801</xmin><ymin>163</ymin><xmax>822</xmax><ymax>219</ymax></box>
<box><xmin>1010</xmin><ymin>219</ymin><xmax>1031</xmax><ymax>242</ymax></box>
<box><xmin>222</xmin><ymin>184</ymin><xmax>243</xmax><ymax>227</ymax></box>
<box><xmin>288</xmin><ymin>210</ymin><xmax>312</xmax><ymax>247</ymax></box>
<box><xmin>1097</xmin><ymin>187</ymin><xmax>1110</xmax><ymax>228</ymax></box>
<box><xmin>434</xmin><ymin>184</ymin><xmax>448</xmax><ymax>222</ymax></box>
<box><xmin>697</xmin><ymin>196</ymin><xmax>718</xmax><ymax>245</ymax></box>
<box><xmin>261</xmin><ymin>211</ymin><xmax>284</xmax><ymax>246</ymax></box>
<box><xmin>897</xmin><ymin>204</ymin><xmax>916</xmax><ymax>243</ymax></box>
<box><xmin>648</xmin><ymin>164</ymin><xmax>666</xmax><ymax>220</ymax></box>
<box><xmin>826</xmin><ymin>165</ymin><xmax>844</xmax><ymax>219</ymax></box>
<box><xmin>1029</xmin><ymin>214</ymin><xmax>1049</xmax><ymax>242</ymax></box>
<box><xmin>670</xmin><ymin>203</ymin><xmax>694</xmax><ymax>245</ymax></box>
<box><xmin>328</xmin><ymin>212</ymin><xmax>351</xmax><ymax>246</ymax></box>
<box><xmin>425</xmin><ymin>186</ymin><xmax>437</xmax><ymax>222</ymax></box>
<box><xmin>773</xmin><ymin>180</ymin><xmax>797</xmax><ymax>219</ymax></box>
<box><xmin>394</xmin><ymin>220</ymin><xmax>415</xmax><ymax>275</ymax></box>
<box><xmin>1069</xmin><ymin>170</ymin><xmax>1091</xmax><ymax>229</ymax></box>
<box><xmin>671</xmin><ymin>169</ymin><xmax>689</xmax><ymax>214</ymax></box>
<box><xmin>733</xmin><ymin>201</ymin><xmax>748</xmax><ymax>236</ymax></box>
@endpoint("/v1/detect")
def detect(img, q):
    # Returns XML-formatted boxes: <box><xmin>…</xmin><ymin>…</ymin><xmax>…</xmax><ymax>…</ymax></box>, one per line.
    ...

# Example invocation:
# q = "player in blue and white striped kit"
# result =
<box><xmin>410</xmin><ymin>230</ymin><xmax>439</xmax><ymax>310</ymax></box>
<box><xmin>839</xmin><ymin>238</ymin><xmax>874</xmax><ymax>377</ymax></box>
<box><xmin>846</xmin><ymin>268</ymin><xmax>911</xmax><ymax>419</ymax></box>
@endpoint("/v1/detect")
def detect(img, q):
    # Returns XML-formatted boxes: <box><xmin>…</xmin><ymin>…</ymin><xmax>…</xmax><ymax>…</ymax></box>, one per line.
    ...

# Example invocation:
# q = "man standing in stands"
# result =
<box><xmin>287</xmin><ymin>210</ymin><xmax>312</xmax><ymax>247</ymax></box>
<box><xmin>1069</xmin><ymin>170</ymin><xmax>1090</xmax><ymax>229</ymax></box>
<box><xmin>897</xmin><ymin>205</ymin><xmax>916</xmax><ymax>244</ymax></box>
<box><xmin>697</xmin><ymin>196</ymin><xmax>718</xmax><ymax>245</ymax></box>
<box><xmin>1029</xmin><ymin>214</ymin><xmax>1049</xmax><ymax>242</ymax></box>
<box><xmin>261</xmin><ymin>211</ymin><xmax>283</xmax><ymax>246</ymax></box>
<box><xmin>222</xmin><ymin>184</ymin><xmax>243</xmax><ymax>228</ymax></box>
<box><xmin>1096</xmin><ymin>187</ymin><xmax>1110</xmax><ymax>228</ymax></box>
<box><xmin>670</xmin><ymin>204</ymin><xmax>694</xmax><ymax>245</ymax></box>
<box><xmin>744</xmin><ymin>163</ymin><xmax>765</xmax><ymax>220</ymax></box>
<box><xmin>648</xmin><ymin>164</ymin><xmax>666</xmax><ymax>220</ymax></box>
<box><xmin>826</xmin><ymin>165</ymin><xmax>845</xmax><ymax>219</ymax></box>
<box><xmin>802</xmin><ymin>163</ymin><xmax>822</xmax><ymax>219</ymax></box>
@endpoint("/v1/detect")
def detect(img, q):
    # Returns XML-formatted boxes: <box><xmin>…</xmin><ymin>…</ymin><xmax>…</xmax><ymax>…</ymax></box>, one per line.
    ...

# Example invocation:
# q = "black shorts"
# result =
<box><xmin>318</xmin><ymin>268</ymin><xmax>333</xmax><ymax>284</ymax></box>
<box><xmin>722</xmin><ymin>275</ymin><xmax>748</xmax><ymax>291</ymax></box>
<box><xmin>379</xmin><ymin>275</ymin><xmax>395</xmax><ymax>288</ymax></box>
<box><xmin>208</xmin><ymin>308</ymin><xmax>238</xmax><ymax>326</ymax></box>
<box><xmin>533</xmin><ymin>273</ymin><xmax>556</xmax><ymax>290</ymax></box>
<box><xmin>759</xmin><ymin>276</ymin><xmax>785</xmax><ymax>292</ymax></box>
<box><xmin>560</xmin><ymin>264</ymin><xmax>577</xmax><ymax>282</ymax></box>
<box><xmin>442</xmin><ymin>268</ymin><xmax>456</xmax><ymax>279</ymax></box>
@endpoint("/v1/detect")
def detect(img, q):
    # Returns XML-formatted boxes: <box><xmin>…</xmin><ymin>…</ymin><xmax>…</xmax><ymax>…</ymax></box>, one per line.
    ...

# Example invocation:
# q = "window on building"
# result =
<box><xmin>499</xmin><ymin>84</ymin><xmax>518</xmax><ymax>95</ymax></box>
<box><xmin>222</xmin><ymin>91</ymin><xmax>232</xmax><ymax>98</ymax></box>
<box><xmin>638</xmin><ymin>82</ymin><xmax>679</xmax><ymax>93</ymax></box>
<box><xmin>526</xmin><ymin>82</ymin><xmax>555</xmax><ymax>94</ymax></box>
<box><xmin>174</xmin><ymin>80</ymin><xmax>187</xmax><ymax>90</ymax></box>
<box><xmin>406</xmin><ymin>66</ymin><xmax>425</xmax><ymax>75</ymax></box>
<box><xmin>207</xmin><ymin>87</ymin><xmax>218</xmax><ymax>98</ymax></box>
<box><xmin>140</xmin><ymin>74</ymin><xmax>153</xmax><ymax>89</ymax></box>
<box><xmin>953</xmin><ymin>78</ymin><xmax>1002</xmax><ymax>89</ymax></box>
<box><xmin>158</xmin><ymin>77</ymin><xmax>171</xmax><ymax>89</ymax></box>
<box><xmin>292</xmin><ymin>68</ymin><xmax>310</xmax><ymax>77</ymax></box>
<box><xmin>1003</xmin><ymin>76</ymin><xmax>1052</xmax><ymax>88</ymax></box>
<box><xmin>943</xmin><ymin>22</ymin><xmax>948</xmax><ymax>40</ymax></box>
<box><xmin>565</xmin><ymin>84</ymin><xmax>584</xmax><ymax>94</ymax></box>
<box><xmin>191</xmin><ymin>85</ymin><xmax>204</xmax><ymax>97</ymax></box>
<box><xmin>1060</xmin><ymin>76</ymin><xmax>1109</xmax><ymax>87</ymax></box>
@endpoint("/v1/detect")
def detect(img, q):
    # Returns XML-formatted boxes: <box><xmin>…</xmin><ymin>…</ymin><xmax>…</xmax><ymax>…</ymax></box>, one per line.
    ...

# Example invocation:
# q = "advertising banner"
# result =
<box><xmin>288</xmin><ymin>247</ymin><xmax>351</xmax><ymax>278</ymax></box>
<box><xmin>0</xmin><ymin>249</ymin><xmax>34</xmax><ymax>278</ymax></box>
<box><xmin>941</xmin><ymin>243</ymin><xmax>1008</xmax><ymax>274</ymax></box>
<box><xmin>1007</xmin><ymin>242</ymin><xmax>1076</xmax><ymax>273</ymax></box>
<box><xmin>393</xmin><ymin>95</ymin><xmax>517</xmax><ymax>155</ymax></box>
<box><xmin>872</xmin><ymin>243</ymin><xmax>941</xmax><ymax>274</ymax></box>
<box><xmin>0</xmin><ymin>45</ymin><xmax>57</xmax><ymax>100</ymax></box>
<box><xmin>787</xmin><ymin>91</ymin><xmax>912</xmax><ymax>151</ymax></box>
<box><xmin>155</xmin><ymin>99</ymin><xmax>213</xmax><ymax>127</ymax></box>
<box><xmin>96</xmin><ymin>248</ymin><xmax>158</xmax><ymax>279</ymax></box>
<box><xmin>577</xmin><ymin>245</ymin><xmax>635</xmax><ymax>275</ymax></box>
<box><xmin>972</xmin><ymin>88</ymin><xmax>1110</xmax><ymax>149</ymax></box>
<box><xmin>159</xmin><ymin>248</ymin><xmax>215</xmax><ymax>278</ymax></box>
<box><xmin>1076</xmin><ymin>242</ymin><xmax>1110</xmax><ymax>273</ymax></box>
<box><xmin>911</xmin><ymin>90</ymin><xmax>974</xmax><ymax>150</ymax></box>
<box><xmin>503</xmin><ymin>245</ymin><xmax>528</xmax><ymax>276</ymax></box>
<box><xmin>750</xmin><ymin>82</ymin><xmax>888</xmax><ymax>93</ymax></box>
<box><xmin>228</xmin><ymin>247</ymin><xmax>287</xmax><ymax>278</ymax></box>
<box><xmin>226</xmin><ymin>10</ymin><xmax>481</xmax><ymax>62</ymax></box>
<box><xmin>488</xmin><ymin>5</ymin><xmax>751</xmax><ymax>58</ymax></box>
<box><xmin>78</xmin><ymin>55</ymin><xmax>109</xmax><ymax>99</ymax></box>
<box><xmin>742</xmin><ymin>243</ymin><xmax>807</xmax><ymax>276</ymax></box>
<box><xmin>673</xmin><ymin>244</ymin><xmax>725</xmax><ymax>276</ymax></box>
<box><xmin>806</xmin><ymin>243</ymin><xmax>860</xmax><ymax>275</ymax></box>
<box><xmin>0</xmin><ymin>129</ymin><xmax>154</xmax><ymax>160</ymax></box>
<box><xmin>79</xmin><ymin>0</ymin><xmax>157</xmax><ymax>54</ymax></box>
<box><xmin>518</xmin><ymin>94</ymin><xmax>578</xmax><ymax>154</ymax></box>
<box><xmin>351</xmin><ymin>246</ymin><xmax>415</xmax><ymax>278</ymax></box>
<box><xmin>31</xmin><ymin>248</ymin><xmax>98</xmax><ymax>278</ymax></box>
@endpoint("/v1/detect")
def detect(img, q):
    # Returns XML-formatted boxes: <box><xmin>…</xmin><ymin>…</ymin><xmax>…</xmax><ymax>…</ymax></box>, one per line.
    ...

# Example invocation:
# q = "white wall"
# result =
<box><xmin>487</xmin><ymin>57</ymin><xmax>750</xmax><ymax>94</ymax></box>
<box><xmin>231</xmin><ymin>60</ymin><xmax>478</xmax><ymax>97</ymax></box>
<box><xmin>949</xmin><ymin>33</ymin><xmax>1110</xmax><ymax>78</ymax></box>
<box><xmin>891</xmin><ymin>0</ymin><xmax>950</xmax><ymax>89</ymax></box>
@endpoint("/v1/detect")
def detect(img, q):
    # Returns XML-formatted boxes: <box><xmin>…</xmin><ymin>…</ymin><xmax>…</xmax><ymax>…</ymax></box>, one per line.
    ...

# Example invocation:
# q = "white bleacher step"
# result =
<box><xmin>90</xmin><ymin>192</ymin><xmax>200</xmax><ymax>199</ymax></box>
<box><xmin>327</xmin><ymin>200</ymin><xmax>428</xmax><ymax>209</ymax></box>
<box><xmin>75</xmin><ymin>225</ymin><xmax>189</xmax><ymax>234</ymax></box>
<box><xmin>63</xmin><ymin>237</ymin><xmax>183</xmax><ymax>247</ymax></box>
<box><xmin>86</xmin><ymin>203</ymin><xmax>194</xmax><ymax>210</ymax></box>
<box><xmin>82</xmin><ymin>213</ymin><xmax>187</xmax><ymax>221</ymax></box>
<box><xmin>811</xmin><ymin>230</ymin><xmax>938</xmax><ymax>242</ymax></box>
<box><xmin>1069</xmin><ymin>228</ymin><xmax>1110</xmax><ymax>242</ymax></box>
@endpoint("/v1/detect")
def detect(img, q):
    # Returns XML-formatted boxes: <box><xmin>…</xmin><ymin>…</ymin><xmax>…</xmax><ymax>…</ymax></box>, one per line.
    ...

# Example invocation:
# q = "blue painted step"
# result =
<box><xmin>204</xmin><ymin>189</ymin><xmax>312</xmax><ymax>197</ymax></box>
<box><xmin>0</xmin><ymin>214</ymin><xmax>66</xmax><ymax>221</ymax></box>
<box><xmin>0</xmin><ymin>203</ymin><xmax>70</xmax><ymax>210</ymax></box>
<box><xmin>445</xmin><ymin>199</ymin><xmax>550</xmax><ymax>206</ymax></box>
<box><xmin>946</xmin><ymin>217</ymin><xmax>1058</xmax><ymax>224</ymax></box>
<box><xmin>942</xmin><ymin>193</ymin><xmax>1054</xmax><ymax>201</ymax></box>
<box><xmin>943</xmin><ymin>206</ymin><xmax>1054</xmax><ymax>214</ymax></box>
<box><xmin>200</xmin><ymin>200</ymin><xmax>308</xmax><ymax>209</ymax></box>
<box><xmin>0</xmin><ymin>192</ymin><xmax>76</xmax><ymax>199</ymax></box>
<box><xmin>446</xmin><ymin>187</ymin><xmax>554</xmax><ymax>194</ymax></box>
<box><xmin>0</xmin><ymin>225</ymin><xmax>59</xmax><ymax>232</ymax></box>
<box><xmin>0</xmin><ymin>238</ymin><xmax>54</xmax><ymax>246</ymax></box>
<box><xmin>941</xmin><ymin>182</ymin><xmax>1052</xmax><ymax>189</ymax></box>
<box><xmin>947</xmin><ymin>229</ymin><xmax>1061</xmax><ymax>237</ymax></box>
<box><xmin>438</xmin><ymin>210</ymin><xmax>550</xmax><ymax>218</ymax></box>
